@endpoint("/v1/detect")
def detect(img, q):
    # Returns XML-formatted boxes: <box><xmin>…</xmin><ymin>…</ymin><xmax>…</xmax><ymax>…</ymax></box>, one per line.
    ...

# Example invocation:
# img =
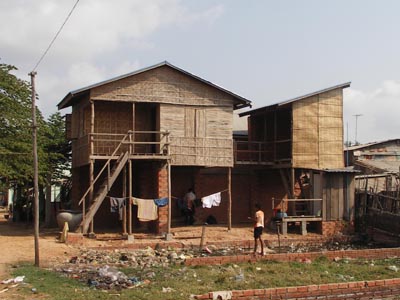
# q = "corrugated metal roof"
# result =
<box><xmin>239</xmin><ymin>82</ymin><xmax>351</xmax><ymax>117</ymax></box>
<box><xmin>345</xmin><ymin>138</ymin><xmax>400</xmax><ymax>151</ymax></box>
<box><xmin>322</xmin><ymin>166</ymin><xmax>360</xmax><ymax>173</ymax></box>
<box><xmin>58</xmin><ymin>61</ymin><xmax>252</xmax><ymax>110</ymax></box>
<box><xmin>355</xmin><ymin>160</ymin><xmax>400</xmax><ymax>173</ymax></box>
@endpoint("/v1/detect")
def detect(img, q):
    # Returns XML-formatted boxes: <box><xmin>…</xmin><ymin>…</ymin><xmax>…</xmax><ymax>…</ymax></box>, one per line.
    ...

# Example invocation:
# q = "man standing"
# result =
<box><xmin>184</xmin><ymin>188</ymin><xmax>196</xmax><ymax>225</ymax></box>
<box><xmin>253</xmin><ymin>203</ymin><xmax>265</xmax><ymax>255</ymax></box>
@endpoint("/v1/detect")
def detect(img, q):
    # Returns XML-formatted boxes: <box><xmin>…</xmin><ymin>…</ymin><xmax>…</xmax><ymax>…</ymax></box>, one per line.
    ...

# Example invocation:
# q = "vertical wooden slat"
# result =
<box><xmin>128</xmin><ymin>159</ymin><xmax>132</xmax><ymax>235</ymax></box>
<box><xmin>89</xmin><ymin>101</ymin><xmax>95</xmax><ymax>234</ymax></box>
<box><xmin>228</xmin><ymin>167</ymin><xmax>232</xmax><ymax>230</ymax></box>
<box><xmin>122</xmin><ymin>165</ymin><xmax>127</xmax><ymax>234</ymax></box>
<box><xmin>167</xmin><ymin>162</ymin><xmax>172</xmax><ymax>234</ymax></box>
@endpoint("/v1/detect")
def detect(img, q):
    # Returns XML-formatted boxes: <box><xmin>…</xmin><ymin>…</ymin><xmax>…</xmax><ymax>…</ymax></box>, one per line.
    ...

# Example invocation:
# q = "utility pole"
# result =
<box><xmin>29</xmin><ymin>71</ymin><xmax>40</xmax><ymax>267</ymax></box>
<box><xmin>353</xmin><ymin>114</ymin><xmax>363</xmax><ymax>145</ymax></box>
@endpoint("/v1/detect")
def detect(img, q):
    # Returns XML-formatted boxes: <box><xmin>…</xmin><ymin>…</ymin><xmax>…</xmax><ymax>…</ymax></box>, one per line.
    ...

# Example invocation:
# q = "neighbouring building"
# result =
<box><xmin>57</xmin><ymin>61</ymin><xmax>251</xmax><ymax>235</ymax></box>
<box><xmin>235</xmin><ymin>82</ymin><xmax>357</xmax><ymax>235</ymax></box>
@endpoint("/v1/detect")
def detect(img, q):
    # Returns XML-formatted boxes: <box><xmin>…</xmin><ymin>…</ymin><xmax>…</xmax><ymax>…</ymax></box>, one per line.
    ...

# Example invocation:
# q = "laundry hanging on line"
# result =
<box><xmin>131</xmin><ymin>197</ymin><xmax>158</xmax><ymax>222</ymax></box>
<box><xmin>201</xmin><ymin>192</ymin><xmax>222</xmax><ymax>208</ymax></box>
<box><xmin>154</xmin><ymin>197</ymin><xmax>169</xmax><ymax>207</ymax></box>
<box><xmin>109</xmin><ymin>197</ymin><xmax>126</xmax><ymax>220</ymax></box>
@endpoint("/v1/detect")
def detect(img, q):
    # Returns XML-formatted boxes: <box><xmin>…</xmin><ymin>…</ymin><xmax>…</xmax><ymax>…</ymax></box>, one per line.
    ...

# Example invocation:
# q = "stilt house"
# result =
<box><xmin>57</xmin><ymin>61</ymin><xmax>251</xmax><ymax>235</ymax></box>
<box><xmin>235</xmin><ymin>83</ymin><xmax>357</xmax><ymax>235</ymax></box>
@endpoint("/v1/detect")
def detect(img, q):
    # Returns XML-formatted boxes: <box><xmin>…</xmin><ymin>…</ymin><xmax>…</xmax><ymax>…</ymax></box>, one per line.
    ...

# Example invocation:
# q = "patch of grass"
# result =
<box><xmin>10</xmin><ymin>257</ymin><xmax>400</xmax><ymax>300</ymax></box>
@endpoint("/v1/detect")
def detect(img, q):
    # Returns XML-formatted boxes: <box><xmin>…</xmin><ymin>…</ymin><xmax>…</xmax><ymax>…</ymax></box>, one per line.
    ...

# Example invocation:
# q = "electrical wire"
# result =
<box><xmin>32</xmin><ymin>0</ymin><xmax>80</xmax><ymax>71</ymax></box>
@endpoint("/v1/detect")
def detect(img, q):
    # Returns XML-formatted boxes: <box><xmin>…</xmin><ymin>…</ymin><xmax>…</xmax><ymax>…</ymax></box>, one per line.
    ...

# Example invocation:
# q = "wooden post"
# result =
<box><xmin>228</xmin><ymin>167</ymin><xmax>232</xmax><ymax>231</ymax></box>
<box><xmin>122</xmin><ymin>165</ymin><xmax>127</xmax><ymax>234</ymax></box>
<box><xmin>89</xmin><ymin>160</ymin><xmax>94</xmax><ymax>235</ymax></box>
<box><xmin>89</xmin><ymin>101</ymin><xmax>95</xmax><ymax>235</ymax></box>
<box><xmin>128</xmin><ymin>159</ymin><xmax>132</xmax><ymax>235</ymax></box>
<box><xmin>29</xmin><ymin>71</ymin><xmax>40</xmax><ymax>267</ymax></box>
<box><xmin>199</xmin><ymin>224</ymin><xmax>206</xmax><ymax>250</ymax></box>
<box><xmin>167</xmin><ymin>161</ymin><xmax>172</xmax><ymax>234</ymax></box>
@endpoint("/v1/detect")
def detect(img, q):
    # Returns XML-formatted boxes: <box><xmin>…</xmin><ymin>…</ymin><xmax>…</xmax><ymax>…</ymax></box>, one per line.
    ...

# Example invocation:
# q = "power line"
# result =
<box><xmin>32</xmin><ymin>0</ymin><xmax>80</xmax><ymax>71</ymax></box>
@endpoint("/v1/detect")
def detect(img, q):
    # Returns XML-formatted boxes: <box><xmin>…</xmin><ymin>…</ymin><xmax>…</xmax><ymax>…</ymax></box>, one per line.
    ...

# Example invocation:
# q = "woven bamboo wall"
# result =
<box><xmin>70</xmin><ymin>95</ymin><xmax>90</xmax><ymax>167</ymax></box>
<box><xmin>292</xmin><ymin>88</ymin><xmax>344</xmax><ymax>169</ymax></box>
<box><xmin>70</xmin><ymin>65</ymin><xmax>237</xmax><ymax>168</ymax></box>
<box><xmin>90</xmin><ymin>65</ymin><xmax>237</xmax><ymax>107</ymax></box>
<box><xmin>161</xmin><ymin>104</ymin><xmax>234</xmax><ymax>167</ymax></box>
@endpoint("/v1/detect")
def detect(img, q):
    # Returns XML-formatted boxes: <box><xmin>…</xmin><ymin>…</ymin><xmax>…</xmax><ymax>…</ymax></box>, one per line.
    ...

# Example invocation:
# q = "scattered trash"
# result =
<box><xmin>31</xmin><ymin>287</ymin><xmax>37</xmax><ymax>293</ymax></box>
<box><xmin>203</xmin><ymin>247</ymin><xmax>212</xmax><ymax>254</ymax></box>
<box><xmin>387</xmin><ymin>265</ymin><xmax>399</xmax><ymax>272</ymax></box>
<box><xmin>1</xmin><ymin>276</ymin><xmax>25</xmax><ymax>284</ymax></box>
<box><xmin>234</xmin><ymin>269</ymin><xmax>244</xmax><ymax>282</ymax></box>
<box><xmin>162</xmin><ymin>287</ymin><xmax>175</xmax><ymax>293</ymax></box>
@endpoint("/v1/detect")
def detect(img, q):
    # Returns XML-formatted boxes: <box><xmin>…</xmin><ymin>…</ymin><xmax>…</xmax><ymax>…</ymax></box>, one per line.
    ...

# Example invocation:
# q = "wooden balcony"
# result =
<box><xmin>72</xmin><ymin>132</ymin><xmax>234</xmax><ymax>167</ymax></box>
<box><xmin>233</xmin><ymin>140</ymin><xmax>292</xmax><ymax>166</ymax></box>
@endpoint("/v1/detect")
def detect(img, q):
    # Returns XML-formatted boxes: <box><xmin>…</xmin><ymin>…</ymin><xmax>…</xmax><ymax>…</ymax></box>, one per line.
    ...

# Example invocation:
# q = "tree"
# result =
<box><xmin>0</xmin><ymin>62</ymin><xmax>71</xmax><ymax>225</ymax></box>
<box><xmin>0</xmin><ymin>63</ymin><xmax>35</xmax><ymax>183</ymax></box>
<box><xmin>42</xmin><ymin>112</ymin><xmax>71</xmax><ymax>226</ymax></box>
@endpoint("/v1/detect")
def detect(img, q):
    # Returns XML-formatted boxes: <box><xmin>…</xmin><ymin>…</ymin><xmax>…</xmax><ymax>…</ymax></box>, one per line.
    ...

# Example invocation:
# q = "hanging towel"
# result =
<box><xmin>110</xmin><ymin>197</ymin><xmax>119</xmax><ymax>213</ymax></box>
<box><xmin>109</xmin><ymin>197</ymin><xmax>125</xmax><ymax>220</ymax></box>
<box><xmin>132</xmin><ymin>197</ymin><xmax>158</xmax><ymax>221</ymax></box>
<box><xmin>154</xmin><ymin>197</ymin><xmax>169</xmax><ymax>207</ymax></box>
<box><xmin>201</xmin><ymin>192</ymin><xmax>222</xmax><ymax>208</ymax></box>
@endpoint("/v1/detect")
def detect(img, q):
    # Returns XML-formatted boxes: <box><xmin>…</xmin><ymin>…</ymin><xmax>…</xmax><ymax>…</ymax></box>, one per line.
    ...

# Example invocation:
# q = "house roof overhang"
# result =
<box><xmin>57</xmin><ymin>61</ymin><xmax>252</xmax><ymax>110</ymax></box>
<box><xmin>239</xmin><ymin>82</ymin><xmax>351</xmax><ymax>117</ymax></box>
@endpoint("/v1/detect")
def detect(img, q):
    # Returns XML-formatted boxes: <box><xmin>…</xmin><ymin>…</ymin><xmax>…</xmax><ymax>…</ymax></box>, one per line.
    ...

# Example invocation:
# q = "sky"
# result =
<box><xmin>1</xmin><ymin>0</ymin><xmax>400</xmax><ymax>145</ymax></box>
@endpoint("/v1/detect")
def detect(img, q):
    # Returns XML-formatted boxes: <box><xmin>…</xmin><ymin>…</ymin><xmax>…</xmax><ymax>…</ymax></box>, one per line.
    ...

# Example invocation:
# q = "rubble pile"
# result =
<box><xmin>52</xmin><ymin>246</ymin><xmax>195</xmax><ymax>290</ymax></box>
<box><xmin>50</xmin><ymin>239</ymin><xmax>379</xmax><ymax>290</ymax></box>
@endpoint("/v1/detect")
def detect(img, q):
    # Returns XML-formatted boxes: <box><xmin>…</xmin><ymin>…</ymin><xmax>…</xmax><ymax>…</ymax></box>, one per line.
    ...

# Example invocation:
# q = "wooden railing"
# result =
<box><xmin>273</xmin><ymin>198</ymin><xmax>323</xmax><ymax>218</ymax></box>
<box><xmin>90</xmin><ymin>131</ymin><xmax>170</xmax><ymax>157</ymax></box>
<box><xmin>233</xmin><ymin>140</ymin><xmax>291</xmax><ymax>164</ymax></box>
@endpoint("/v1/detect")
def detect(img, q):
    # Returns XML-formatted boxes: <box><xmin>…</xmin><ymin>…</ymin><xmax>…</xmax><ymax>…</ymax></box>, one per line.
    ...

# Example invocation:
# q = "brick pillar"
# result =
<box><xmin>157</xmin><ymin>166</ymin><xmax>168</xmax><ymax>234</ymax></box>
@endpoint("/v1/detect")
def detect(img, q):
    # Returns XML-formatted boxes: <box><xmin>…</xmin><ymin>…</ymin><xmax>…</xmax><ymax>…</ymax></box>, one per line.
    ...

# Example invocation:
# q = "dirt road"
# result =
<box><xmin>0</xmin><ymin>208</ymin><xmax>78</xmax><ymax>279</ymax></box>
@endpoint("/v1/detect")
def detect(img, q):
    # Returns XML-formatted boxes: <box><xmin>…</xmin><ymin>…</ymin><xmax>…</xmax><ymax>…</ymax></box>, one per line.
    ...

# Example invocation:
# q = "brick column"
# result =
<box><xmin>157</xmin><ymin>166</ymin><xmax>168</xmax><ymax>234</ymax></box>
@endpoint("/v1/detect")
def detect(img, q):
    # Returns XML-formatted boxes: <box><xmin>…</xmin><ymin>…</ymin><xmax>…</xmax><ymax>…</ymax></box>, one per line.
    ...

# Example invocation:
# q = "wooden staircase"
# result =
<box><xmin>78</xmin><ymin>151</ymin><xmax>129</xmax><ymax>233</ymax></box>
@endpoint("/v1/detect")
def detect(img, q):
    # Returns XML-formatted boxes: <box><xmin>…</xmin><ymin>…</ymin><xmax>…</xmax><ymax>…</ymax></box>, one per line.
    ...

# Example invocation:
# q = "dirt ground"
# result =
<box><xmin>0</xmin><ymin>207</ymin><xmax>319</xmax><ymax>280</ymax></box>
<box><xmin>0</xmin><ymin>208</ymin><xmax>79</xmax><ymax>279</ymax></box>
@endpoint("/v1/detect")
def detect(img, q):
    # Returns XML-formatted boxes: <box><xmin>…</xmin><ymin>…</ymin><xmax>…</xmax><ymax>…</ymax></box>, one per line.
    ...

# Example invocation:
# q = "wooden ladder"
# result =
<box><xmin>78</xmin><ymin>151</ymin><xmax>129</xmax><ymax>234</ymax></box>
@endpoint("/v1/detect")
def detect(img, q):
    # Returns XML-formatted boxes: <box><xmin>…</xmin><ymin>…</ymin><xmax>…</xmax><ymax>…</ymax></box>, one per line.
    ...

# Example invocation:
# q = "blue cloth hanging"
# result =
<box><xmin>154</xmin><ymin>197</ymin><xmax>169</xmax><ymax>207</ymax></box>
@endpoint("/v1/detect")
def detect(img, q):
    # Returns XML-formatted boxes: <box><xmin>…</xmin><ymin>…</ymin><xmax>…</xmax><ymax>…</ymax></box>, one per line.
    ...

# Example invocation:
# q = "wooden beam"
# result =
<box><xmin>167</xmin><ymin>162</ymin><xmax>172</xmax><ymax>234</ymax></box>
<box><xmin>228</xmin><ymin>167</ymin><xmax>232</xmax><ymax>231</ymax></box>
<box><xmin>128</xmin><ymin>159</ymin><xmax>132</xmax><ymax>235</ymax></box>
<box><xmin>122</xmin><ymin>165</ymin><xmax>127</xmax><ymax>235</ymax></box>
<box><xmin>89</xmin><ymin>100</ymin><xmax>95</xmax><ymax>235</ymax></box>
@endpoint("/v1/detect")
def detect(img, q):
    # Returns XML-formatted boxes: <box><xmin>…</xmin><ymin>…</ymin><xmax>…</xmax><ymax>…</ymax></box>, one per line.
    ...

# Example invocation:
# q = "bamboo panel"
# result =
<box><xmin>292</xmin><ymin>98</ymin><xmax>318</xmax><ymax>119</ymax></box>
<box><xmin>71</xmin><ymin>136</ymin><xmax>90</xmax><ymax>167</ymax></box>
<box><xmin>94</xmin><ymin>102</ymin><xmax>132</xmax><ymax>134</ymax></box>
<box><xmin>196</xmin><ymin>109</ymin><xmax>206</xmax><ymax>137</ymax></box>
<box><xmin>71</xmin><ymin>111</ymin><xmax>79</xmax><ymax>139</ymax></box>
<box><xmin>319</xmin><ymin>127</ymin><xmax>342</xmax><ymax>141</ymax></box>
<box><xmin>206</xmin><ymin>107</ymin><xmax>232</xmax><ymax>139</ymax></box>
<box><xmin>318</xmin><ymin>117</ymin><xmax>342</xmax><ymax>129</ymax></box>
<box><xmin>293</xmin><ymin>141</ymin><xmax>318</xmax><ymax>154</ymax></box>
<box><xmin>318</xmin><ymin>104</ymin><xmax>342</xmax><ymax>117</ymax></box>
<box><xmin>319</xmin><ymin>141</ymin><xmax>344</xmax><ymax>155</ymax></box>
<box><xmin>91</xmin><ymin>66</ymin><xmax>236</xmax><ymax>107</ymax></box>
<box><xmin>292</xmin><ymin>117</ymin><xmax>318</xmax><ymax>130</ymax></box>
<box><xmin>169</xmin><ymin>137</ymin><xmax>233</xmax><ymax>167</ymax></box>
<box><xmin>319</xmin><ymin>155</ymin><xmax>344</xmax><ymax>169</ymax></box>
<box><xmin>292</xmin><ymin>129</ymin><xmax>318</xmax><ymax>143</ymax></box>
<box><xmin>318</xmin><ymin>88</ymin><xmax>341</xmax><ymax>100</ymax></box>
<box><xmin>293</xmin><ymin>155</ymin><xmax>319</xmax><ymax>169</ymax></box>
<box><xmin>185</xmin><ymin>108</ymin><xmax>195</xmax><ymax>137</ymax></box>
<box><xmin>160</xmin><ymin>105</ymin><xmax>185</xmax><ymax>136</ymax></box>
